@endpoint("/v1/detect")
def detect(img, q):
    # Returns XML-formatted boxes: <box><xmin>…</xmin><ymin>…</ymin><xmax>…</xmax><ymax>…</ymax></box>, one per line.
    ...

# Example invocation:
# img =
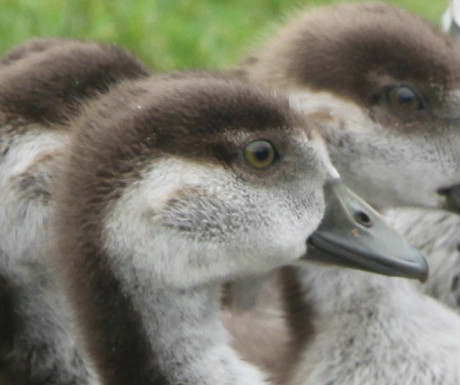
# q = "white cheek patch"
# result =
<box><xmin>101</xmin><ymin>155</ymin><xmax>320</xmax><ymax>290</ymax></box>
<box><xmin>101</xmin><ymin>157</ymin><xmax>233</xmax><ymax>286</ymax></box>
<box><xmin>288</xmin><ymin>90</ymin><xmax>370</xmax><ymax>133</ymax></box>
<box><xmin>1</xmin><ymin>130</ymin><xmax>68</xmax><ymax>179</ymax></box>
<box><xmin>103</xmin><ymin>157</ymin><xmax>218</xmax><ymax>235</ymax></box>
<box><xmin>0</xmin><ymin>130</ymin><xmax>68</xmax><ymax>260</ymax></box>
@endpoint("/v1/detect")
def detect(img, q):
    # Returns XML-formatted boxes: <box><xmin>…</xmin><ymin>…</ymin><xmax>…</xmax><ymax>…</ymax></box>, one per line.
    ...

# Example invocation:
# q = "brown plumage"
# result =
<box><xmin>0</xmin><ymin>38</ymin><xmax>149</xmax><ymax>127</ymax></box>
<box><xmin>243</xmin><ymin>2</ymin><xmax>459</xmax><ymax>106</ymax></box>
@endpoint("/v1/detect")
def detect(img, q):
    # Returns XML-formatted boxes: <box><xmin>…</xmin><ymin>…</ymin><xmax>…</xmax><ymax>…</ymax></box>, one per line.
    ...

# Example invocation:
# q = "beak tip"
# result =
<box><xmin>416</xmin><ymin>259</ymin><xmax>430</xmax><ymax>284</ymax></box>
<box><xmin>406</xmin><ymin>249</ymin><xmax>429</xmax><ymax>283</ymax></box>
<box><xmin>419</xmin><ymin>274</ymin><xmax>428</xmax><ymax>284</ymax></box>
<box><xmin>439</xmin><ymin>184</ymin><xmax>460</xmax><ymax>214</ymax></box>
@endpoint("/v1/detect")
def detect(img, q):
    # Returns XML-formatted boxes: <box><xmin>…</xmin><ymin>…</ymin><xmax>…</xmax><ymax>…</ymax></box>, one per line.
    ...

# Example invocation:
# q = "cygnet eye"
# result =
<box><xmin>243</xmin><ymin>140</ymin><xmax>278</xmax><ymax>169</ymax></box>
<box><xmin>385</xmin><ymin>85</ymin><xmax>425</xmax><ymax>114</ymax></box>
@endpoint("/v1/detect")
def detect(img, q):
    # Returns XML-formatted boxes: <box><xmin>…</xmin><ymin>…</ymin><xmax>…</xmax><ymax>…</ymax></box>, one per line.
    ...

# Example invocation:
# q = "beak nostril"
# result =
<box><xmin>354</xmin><ymin>210</ymin><xmax>373</xmax><ymax>227</ymax></box>
<box><xmin>438</xmin><ymin>187</ymin><xmax>449</xmax><ymax>196</ymax></box>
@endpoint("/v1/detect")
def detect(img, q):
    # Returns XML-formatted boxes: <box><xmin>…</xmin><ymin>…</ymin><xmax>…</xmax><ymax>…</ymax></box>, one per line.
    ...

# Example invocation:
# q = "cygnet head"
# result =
<box><xmin>0</xmin><ymin>38</ymin><xmax>149</xmax><ymax>125</ymax></box>
<box><xmin>56</xmin><ymin>75</ymin><xmax>341</xmax><ymax>290</ymax></box>
<box><xmin>53</xmin><ymin>75</ymin><xmax>427</xmax><ymax>385</ymax></box>
<box><xmin>242</xmin><ymin>2</ymin><xmax>460</xmax><ymax>210</ymax></box>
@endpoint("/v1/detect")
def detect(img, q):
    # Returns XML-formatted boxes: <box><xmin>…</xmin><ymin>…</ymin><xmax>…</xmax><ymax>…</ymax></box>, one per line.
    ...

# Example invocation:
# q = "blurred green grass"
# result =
<box><xmin>1</xmin><ymin>0</ymin><xmax>450</xmax><ymax>71</ymax></box>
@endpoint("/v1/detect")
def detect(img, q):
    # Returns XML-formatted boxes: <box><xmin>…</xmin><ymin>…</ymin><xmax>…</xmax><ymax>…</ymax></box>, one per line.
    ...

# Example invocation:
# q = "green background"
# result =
<box><xmin>1</xmin><ymin>0</ymin><xmax>450</xmax><ymax>70</ymax></box>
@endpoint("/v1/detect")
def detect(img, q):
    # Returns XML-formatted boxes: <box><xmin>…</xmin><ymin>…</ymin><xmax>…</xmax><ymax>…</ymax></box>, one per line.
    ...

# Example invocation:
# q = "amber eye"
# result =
<box><xmin>243</xmin><ymin>140</ymin><xmax>277</xmax><ymax>169</ymax></box>
<box><xmin>385</xmin><ymin>86</ymin><xmax>424</xmax><ymax>114</ymax></box>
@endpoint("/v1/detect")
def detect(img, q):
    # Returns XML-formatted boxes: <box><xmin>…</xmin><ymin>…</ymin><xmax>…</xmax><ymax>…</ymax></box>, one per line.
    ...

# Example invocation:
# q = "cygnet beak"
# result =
<box><xmin>439</xmin><ymin>183</ymin><xmax>460</xmax><ymax>213</ymax></box>
<box><xmin>302</xmin><ymin>179</ymin><xmax>429</xmax><ymax>282</ymax></box>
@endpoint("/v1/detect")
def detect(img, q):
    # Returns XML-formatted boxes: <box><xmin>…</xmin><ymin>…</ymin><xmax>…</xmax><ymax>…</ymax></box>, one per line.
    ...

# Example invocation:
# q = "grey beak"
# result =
<box><xmin>302</xmin><ymin>179</ymin><xmax>429</xmax><ymax>282</ymax></box>
<box><xmin>439</xmin><ymin>184</ymin><xmax>460</xmax><ymax>213</ymax></box>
